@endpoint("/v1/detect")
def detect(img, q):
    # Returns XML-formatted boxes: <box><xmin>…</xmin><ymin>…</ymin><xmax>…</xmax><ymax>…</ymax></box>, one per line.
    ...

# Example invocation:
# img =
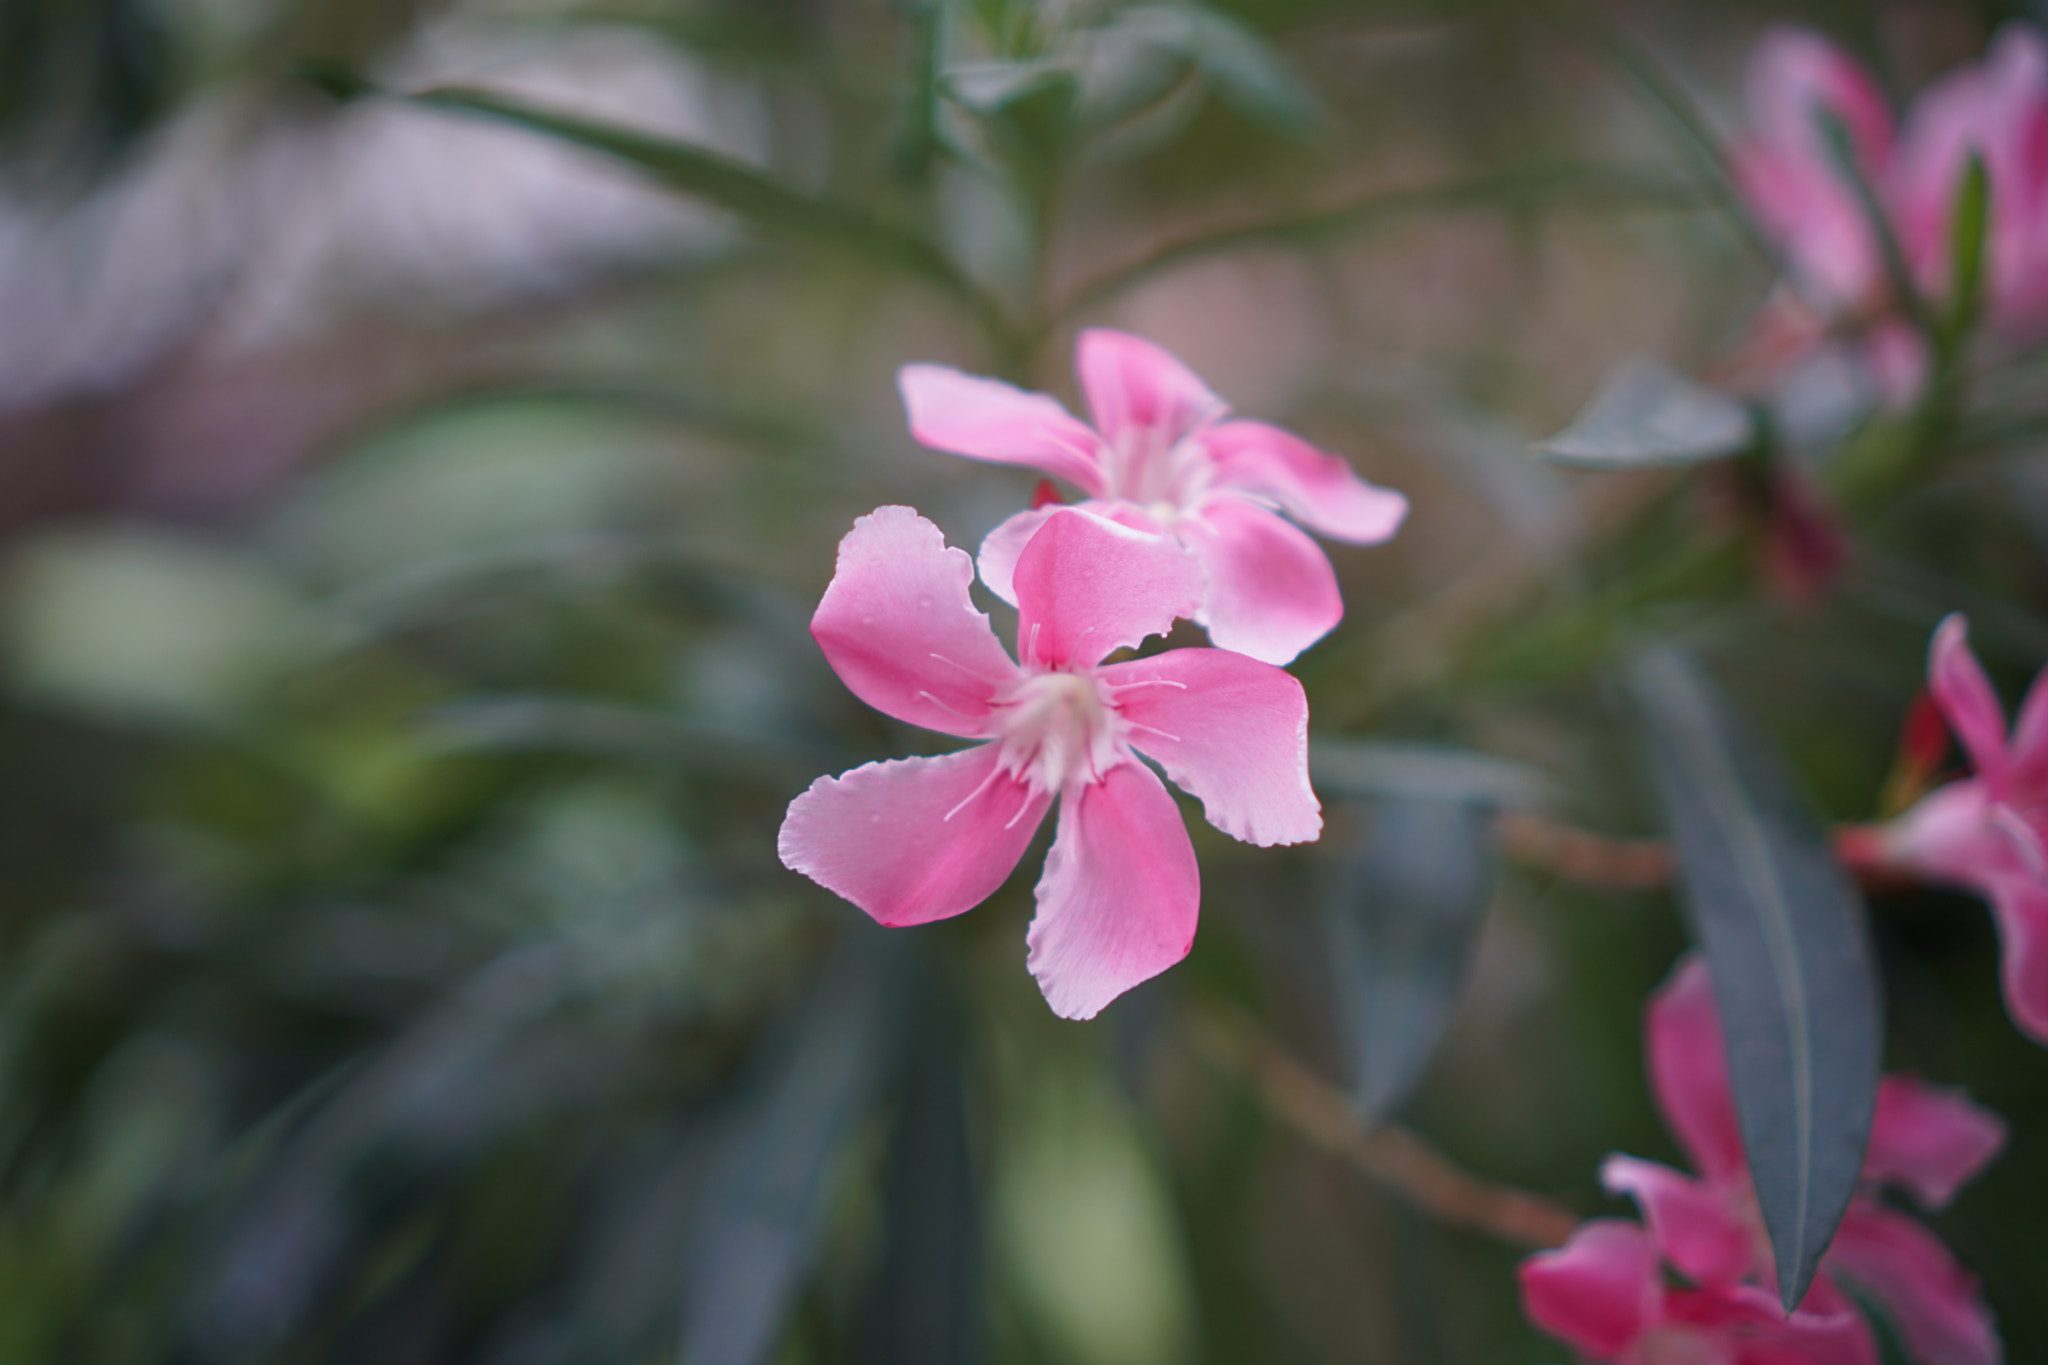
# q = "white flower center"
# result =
<box><xmin>994</xmin><ymin>670</ymin><xmax>1125</xmax><ymax>794</ymax></box>
<box><xmin>1106</xmin><ymin>428</ymin><xmax>1215</xmax><ymax>508</ymax></box>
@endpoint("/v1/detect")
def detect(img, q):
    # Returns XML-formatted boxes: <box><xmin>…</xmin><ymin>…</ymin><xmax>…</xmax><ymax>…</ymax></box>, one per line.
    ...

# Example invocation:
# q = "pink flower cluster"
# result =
<box><xmin>778</xmin><ymin>331</ymin><xmax>1406</xmax><ymax>1017</ymax></box>
<box><xmin>1522</xmin><ymin>956</ymin><xmax>2006</xmax><ymax>1365</ymax></box>
<box><xmin>1857</xmin><ymin>616</ymin><xmax>2048</xmax><ymax>1043</ymax></box>
<box><xmin>1732</xmin><ymin>24</ymin><xmax>2048</xmax><ymax>390</ymax></box>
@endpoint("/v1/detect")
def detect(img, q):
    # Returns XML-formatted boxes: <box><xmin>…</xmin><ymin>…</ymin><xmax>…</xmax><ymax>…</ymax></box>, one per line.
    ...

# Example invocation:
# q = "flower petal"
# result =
<box><xmin>1986</xmin><ymin>879</ymin><xmax>2048</xmax><ymax>1044</ymax></box>
<box><xmin>1177</xmin><ymin>497</ymin><xmax>1344</xmax><ymax>666</ymax></box>
<box><xmin>898</xmin><ymin>364</ymin><xmax>1109</xmax><ymax>497</ymax></box>
<box><xmin>1600</xmin><ymin>1155</ymin><xmax>1757</xmax><ymax>1286</ymax></box>
<box><xmin>1012</xmin><ymin>508</ymin><xmax>1202</xmax><ymax>671</ymax></box>
<box><xmin>779</xmin><ymin>744</ymin><xmax>1051</xmax><ymax>927</ymax></box>
<box><xmin>1517</xmin><ymin>1219</ymin><xmax>1658</xmax><ymax>1360</ymax></box>
<box><xmin>1096</xmin><ymin>647</ymin><xmax>1319</xmax><ymax>847</ymax></box>
<box><xmin>1074</xmin><ymin>329</ymin><xmax>1227</xmax><ymax>464</ymax></box>
<box><xmin>811</xmin><ymin>506</ymin><xmax>1022</xmax><ymax>737</ymax></box>
<box><xmin>977</xmin><ymin>502</ymin><xmax>1167</xmax><ymax>606</ymax></box>
<box><xmin>1885</xmin><ymin>780</ymin><xmax>2018</xmax><ymax>890</ymax></box>
<box><xmin>1929</xmin><ymin>616</ymin><xmax>2012</xmax><ymax>792</ymax></box>
<box><xmin>2009</xmin><ymin>663</ymin><xmax>2048</xmax><ymax>795</ymax></box>
<box><xmin>1026</xmin><ymin>760</ymin><xmax>1199</xmax><ymax>1020</ymax></box>
<box><xmin>1204</xmin><ymin>419</ymin><xmax>1408</xmax><ymax>544</ymax></box>
<box><xmin>1828</xmin><ymin>1203</ymin><xmax>2001</xmax><ymax>1365</ymax></box>
<box><xmin>1664</xmin><ymin>1277</ymin><xmax>1879</xmax><ymax>1365</ymax></box>
<box><xmin>1863</xmin><ymin>1076</ymin><xmax>2007</xmax><ymax>1209</ymax></box>
<box><xmin>1647</xmin><ymin>955</ymin><xmax>1749</xmax><ymax>1185</ymax></box>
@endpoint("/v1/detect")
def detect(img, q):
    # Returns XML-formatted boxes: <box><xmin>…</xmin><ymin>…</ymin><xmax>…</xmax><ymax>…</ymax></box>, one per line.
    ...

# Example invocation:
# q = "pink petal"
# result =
<box><xmin>1863</xmin><ymin>1076</ymin><xmax>2007</xmax><ymax>1209</ymax></box>
<box><xmin>1204</xmin><ymin>420</ymin><xmax>1408</xmax><ymax>544</ymax></box>
<box><xmin>2009</xmin><ymin>662</ymin><xmax>2048</xmax><ymax>794</ymax></box>
<box><xmin>1096</xmin><ymin>647</ymin><xmax>1320</xmax><ymax>847</ymax></box>
<box><xmin>1012</xmin><ymin>508</ymin><xmax>1202</xmax><ymax>671</ymax></box>
<box><xmin>978</xmin><ymin>502</ymin><xmax>1168</xmax><ymax>606</ymax></box>
<box><xmin>1600</xmin><ymin>1155</ymin><xmax>1757</xmax><ymax>1286</ymax></box>
<box><xmin>1986</xmin><ymin>879</ymin><xmax>2048</xmax><ymax>1044</ymax></box>
<box><xmin>779</xmin><ymin>744</ymin><xmax>1052</xmax><ymax>927</ymax></box>
<box><xmin>1738</xmin><ymin>27</ymin><xmax>1894</xmax><ymax>309</ymax></box>
<box><xmin>1074</xmin><ymin>329</ymin><xmax>1227</xmax><ymax>466</ymax></box>
<box><xmin>1025</xmin><ymin>760</ymin><xmax>1199</xmax><ymax>1020</ymax></box>
<box><xmin>1929</xmin><ymin>616</ymin><xmax>2012</xmax><ymax>792</ymax></box>
<box><xmin>898</xmin><ymin>364</ymin><xmax>1109</xmax><ymax>497</ymax></box>
<box><xmin>1517</xmin><ymin>1219</ymin><xmax>1658</xmax><ymax>1359</ymax></box>
<box><xmin>1648</xmin><ymin>955</ymin><xmax>1749</xmax><ymax>1185</ymax></box>
<box><xmin>1884</xmin><ymin>780</ymin><xmax>2019</xmax><ymax>891</ymax></box>
<box><xmin>1828</xmin><ymin>1203</ymin><xmax>2001</xmax><ymax>1365</ymax></box>
<box><xmin>1176</xmin><ymin>497</ymin><xmax>1344</xmax><ymax>666</ymax></box>
<box><xmin>810</xmin><ymin>506</ymin><xmax>1022</xmax><ymax>738</ymax></box>
<box><xmin>1665</xmin><ymin>1278</ymin><xmax>1878</xmax><ymax>1365</ymax></box>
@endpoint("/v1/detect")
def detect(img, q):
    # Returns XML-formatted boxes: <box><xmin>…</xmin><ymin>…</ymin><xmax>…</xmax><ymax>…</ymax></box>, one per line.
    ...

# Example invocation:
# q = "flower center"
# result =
<box><xmin>993</xmin><ymin>670</ymin><xmax>1125</xmax><ymax>794</ymax></box>
<box><xmin>1106</xmin><ymin>427</ymin><xmax>1214</xmax><ymax>508</ymax></box>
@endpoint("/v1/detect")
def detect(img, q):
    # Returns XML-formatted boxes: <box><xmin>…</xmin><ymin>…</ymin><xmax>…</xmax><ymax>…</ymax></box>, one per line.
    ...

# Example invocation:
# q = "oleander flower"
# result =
<box><xmin>1581</xmin><ymin>956</ymin><xmax>2004</xmax><ymax>1365</ymax></box>
<box><xmin>897</xmin><ymin>329</ymin><xmax>1407</xmax><ymax>666</ymax></box>
<box><xmin>1522</xmin><ymin>1219</ymin><xmax>1875</xmax><ymax>1365</ymax></box>
<box><xmin>1869</xmin><ymin>615</ymin><xmax>2048</xmax><ymax>1043</ymax></box>
<box><xmin>777</xmin><ymin>505</ymin><xmax>1321</xmax><ymax>1019</ymax></box>
<box><xmin>1728</xmin><ymin>24</ymin><xmax>2048</xmax><ymax>396</ymax></box>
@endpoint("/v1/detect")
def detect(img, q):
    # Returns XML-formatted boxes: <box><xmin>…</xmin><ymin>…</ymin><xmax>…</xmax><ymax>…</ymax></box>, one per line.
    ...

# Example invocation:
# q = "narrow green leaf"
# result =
<box><xmin>1311</xmin><ymin>738</ymin><xmax>1553</xmax><ymax>809</ymax></box>
<box><xmin>679</xmin><ymin>934</ymin><xmax>899</xmax><ymax>1365</ymax></box>
<box><xmin>1943</xmin><ymin>153</ymin><xmax>1989</xmax><ymax>345</ymax></box>
<box><xmin>1116</xmin><ymin>4</ymin><xmax>1323</xmax><ymax>137</ymax></box>
<box><xmin>1817</xmin><ymin>110</ymin><xmax>1933</xmax><ymax>341</ymax></box>
<box><xmin>1629</xmin><ymin>646</ymin><xmax>1881</xmax><ymax>1311</ymax></box>
<box><xmin>1534</xmin><ymin>357</ymin><xmax>1754</xmax><ymax>468</ymax></box>
<box><xmin>1319</xmin><ymin>794</ymin><xmax>1497</xmax><ymax>1124</ymax></box>
<box><xmin>313</xmin><ymin>74</ymin><xmax>1014</xmax><ymax>347</ymax></box>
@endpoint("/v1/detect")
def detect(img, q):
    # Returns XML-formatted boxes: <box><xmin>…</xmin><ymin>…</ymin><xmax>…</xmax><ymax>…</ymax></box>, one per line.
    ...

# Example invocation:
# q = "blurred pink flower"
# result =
<box><xmin>1521</xmin><ymin>1219</ymin><xmax>1876</xmax><ymax>1365</ymax></box>
<box><xmin>1545</xmin><ymin>955</ymin><xmax>2004</xmax><ymax>1365</ymax></box>
<box><xmin>777</xmin><ymin>505</ymin><xmax>1320</xmax><ymax>1019</ymax></box>
<box><xmin>1729</xmin><ymin>24</ymin><xmax>2048</xmax><ymax>393</ymax></box>
<box><xmin>897</xmin><ymin>329</ymin><xmax>1407</xmax><ymax>665</ymax></box>
<box><xmin>1872</xmin><ymin>615</ymin><xmax>2048</xmax><ymax>1043</ymax></box>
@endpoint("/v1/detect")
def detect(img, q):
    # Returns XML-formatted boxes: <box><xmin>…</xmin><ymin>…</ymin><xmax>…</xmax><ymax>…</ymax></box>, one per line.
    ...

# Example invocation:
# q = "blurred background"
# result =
<box><xmin>0</xmin><ymin>0</ymin><xmax>2044</xmax><ymax>1360</ymax></box>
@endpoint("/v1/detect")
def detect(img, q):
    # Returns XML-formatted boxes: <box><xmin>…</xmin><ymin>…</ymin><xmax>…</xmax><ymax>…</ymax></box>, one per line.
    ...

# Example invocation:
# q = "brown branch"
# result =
<box><xmin>1185</xmin><ymin>1005</ymin><xmax>1581</xmax><ymax>1251</ymax></box>
<box><xmin>1496</xmin><ymin>810</ymin><xmax>1675</xmax><ymax>889</ymax></box>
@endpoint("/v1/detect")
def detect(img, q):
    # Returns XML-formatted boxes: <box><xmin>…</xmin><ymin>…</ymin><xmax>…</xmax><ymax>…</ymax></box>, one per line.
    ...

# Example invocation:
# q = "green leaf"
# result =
<box><xmin>1943</xmin><ymin>152</ymin><xmax>1989</xmax><ymax>345</ymax></box>
<box><xmin>1534</xmin><ymin>357</ymin><xmax>1754</xmax><ymax>468</ymax></box>
<box><xmin>1817</xmin><ymin>110</ymin><xmax>1933</xmax><ymax>341</ymax></box>
<box><xmin>1319</xmin><ymin>794</ymin><xmax>1497</xmax><ymax>1123</ymax></box>
<box><xmin>680</xmin><ymin>934</ymin><xmax>900</xmax><ymax>1365</ymax></box>
<box><xmin>1311</xmin><ymin>738</ymin><xmax>1553</xmax><ymax>809</ymax></box>
<box><xmin>1629</xmin><ymin>646</ymin><xmax>1881</xmax><ymax>1311</ymax></box>
<box><xmin>1114</xmin><ymin>4</ymin><xmax>1323</xmax><ymax>137</ymax></box>
<box><xmin>314</xmin><ymin>73</ymin><xmax>1013</xmax><ymax>346</ymax></box>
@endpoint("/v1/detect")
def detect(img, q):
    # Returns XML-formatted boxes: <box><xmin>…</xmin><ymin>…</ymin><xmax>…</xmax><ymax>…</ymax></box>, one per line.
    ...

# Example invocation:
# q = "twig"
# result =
<box><xmin>1497</xmin><ymin>811</ymin><xmax>1675</xmax><ymax>889</ymax></box>
<box><xmin>1185</xmin><ymin>1005</ymin><xmax>1581</xmax><ymax>1251</ymax></box>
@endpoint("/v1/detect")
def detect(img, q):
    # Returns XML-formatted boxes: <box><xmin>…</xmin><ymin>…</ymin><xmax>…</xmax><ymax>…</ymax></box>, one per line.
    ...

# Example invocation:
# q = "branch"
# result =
<box><xmin>1185</xmin><ymin>1004</ymin><xmax>1581</xmax><ymax>1251</ymax></box>
<box><xmin>1497</xmin><ymin>810</ymin><xmax>1675</xmax><ymax>889</ymax></box>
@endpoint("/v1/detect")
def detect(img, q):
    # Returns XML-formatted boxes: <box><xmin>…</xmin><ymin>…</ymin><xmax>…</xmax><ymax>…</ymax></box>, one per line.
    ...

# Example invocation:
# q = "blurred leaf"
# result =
<box><xmin>851</xmin><ymin>950</ymin><xmax>980</xmax><ymax>1365</ymax></box>
<box><xmin>1943</xmin><ymin>152</ymin><xmax>1989</xmax><ymax>345</ymax></box>
<box><xmin>1311</xmin><ymin>738</ymin><xmax>1552</xmax><ymax>809</ymax></box>
<box><xmin>1817</xmin><ymin>111</ymin><xmax>1932</xmax><ymax>341</ymax></box>
<box><xmin>679</xmin><ymin>933</ymin><xmax>899</xmax><ymax>1365</ymax></box>
<box><xmin>1319</xmin><ymin>794</ymin><xmax>1496</xmax><ymax>1123</ymax></box>
<box><xmin>1113</xmin><ymin>4</ymin><xmax>1322</xmax><ymax>138</ymax></box>
<box><xmin>892</xmin><ymin>0</ymin><xmax>948</xmax><ymax>180</ymax></box>
<box><xmin>1534</xmin><ymin>357</ymin><xmax>1754</xmax><ymax>469</ymax></box>
<box><xmin>418</xmin><ymin>693</ymin><xmax>827</xmax><ymax>781</ymax></box>
<box><xmin>321</xmin><ymin>77</ymin><xmax>1013</xmax><ymax>345</ymax></box>
<box><xmin>1629</xmin><ymin>646</ymin><xmax>1881</xmax><ymax>1311</ymax></box>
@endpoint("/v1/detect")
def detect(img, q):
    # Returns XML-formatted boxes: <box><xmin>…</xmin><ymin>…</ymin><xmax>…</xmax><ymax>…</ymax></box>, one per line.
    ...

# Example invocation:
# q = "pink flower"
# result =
<box><xmin>1889</xmin><ymin>26</ymin><xmax>2048</xmax><ymax>342</ymax></box>
<box><xmin>1522</xmin><ymin>1219</ymin><xmax>1877</xmax><ymax>1365</ymax></box>
<box><xmin>1730</xmin><ymin>24</ymin><xmax>2048</xmax><ymax>379</ymax></box>
<box><xmin>1571</xmin><ymin>956</ymin><xmax>2005</xmax><ymax>1365</ymax></box>
<box><xmin>776</xmin><ymin>504</ymin><xmax>1321</xmax><ymax>1019</ymax></box>
<box><xmin>897</xmin><ymin>329</ymin><xmax>1407</xmax><ymax>666</ymax></box>
<box><xmin>1874</xmin><ymin>615</ymin><xmax>2048</xmax><ymax>1043</ymax></box>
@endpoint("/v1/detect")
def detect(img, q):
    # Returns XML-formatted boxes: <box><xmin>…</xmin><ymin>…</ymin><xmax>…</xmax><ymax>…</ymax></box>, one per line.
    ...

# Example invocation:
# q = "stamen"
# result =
<box><xmin>916</xmin><ymin>690</ymin><xmax>977</xmax><ymax>719</ymax></box>
<box><xmin>927</xmin><ymin>653</ymin><xmax>1000</xmax><ymax>684</ymax></box>
<box><xmin>1027</xmin><ymin>622</ymin><xmax>1043</xmax><ymax>667</ymax></box>
<box><xmin>1105</xmin><ymin>678</ymin><xmax>1189</xmax><ymax>692</ymax></box>
<box><xmin>1122</xmin><ymin>722</ymin><xmax>1183</xmax><ymax>744</ymax></box>
<box><xmin>942</xmin><ymin>761</ymin><xmax>1005</xmax><ymax>822</ymax></box>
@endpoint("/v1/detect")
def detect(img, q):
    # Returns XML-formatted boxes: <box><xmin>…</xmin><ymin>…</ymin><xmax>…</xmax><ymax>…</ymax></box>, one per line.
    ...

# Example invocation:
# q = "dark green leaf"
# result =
<box><xmin>1114</xmin><ymin>4</ymin><xmax>1322</xmax><ymax>137</ymax></box>
<box><xmin>1311</xmin><ymin>738</ymin><xmax>1553</xmax><ymax>809</ymax></box>
<box><xmin>1320</xmin><ymin>794</ymin><xmax>1497</xmax><ymax>1124</ymax></box>
<box><xmin>1817</xmin><ymin>110</ymin><xmax>1933</xmax><ymax>341</ymax></box>
<box><xmin>1534</xmin><ymin>357</ymin><xmax>1754</xmax><ymax>468</ymax></box>
<box><xmin>1629</xmin><ymin>646</ymin><xmax>1881</xmax><ymax>1310</ymax></box>
<box><xmin>1943</xmin><ymin>153</ymin><xmax>1989</xmax><ymax>344</ymax></box>
<box><xmin>679</xmin><ymin>933</ymin><xmax>899</xmax><ymax>1365</ymax></box>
